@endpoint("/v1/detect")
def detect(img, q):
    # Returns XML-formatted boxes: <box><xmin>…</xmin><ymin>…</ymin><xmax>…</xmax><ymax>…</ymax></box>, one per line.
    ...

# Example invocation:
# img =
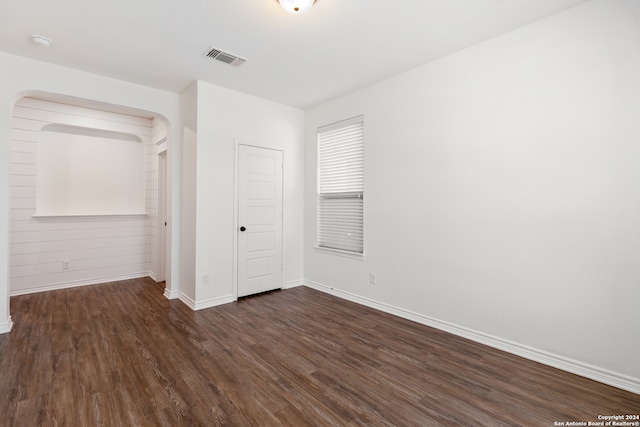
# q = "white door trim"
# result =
<box><xmin>233</xmin><ymin>141</ymin><xmax>239</xmax><ymax>300</ymax></box>
<box><xmin>156</xmin><ymin>151</ymin><xmax>167</xmax><ymax>283</ymax></box>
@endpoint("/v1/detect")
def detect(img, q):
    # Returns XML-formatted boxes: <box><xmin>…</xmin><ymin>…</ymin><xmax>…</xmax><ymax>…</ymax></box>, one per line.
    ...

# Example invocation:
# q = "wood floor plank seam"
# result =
<box><xmin>0</xmin><ymin>278</ymin><xmax>638</xmax><ymax>426</ymax></box>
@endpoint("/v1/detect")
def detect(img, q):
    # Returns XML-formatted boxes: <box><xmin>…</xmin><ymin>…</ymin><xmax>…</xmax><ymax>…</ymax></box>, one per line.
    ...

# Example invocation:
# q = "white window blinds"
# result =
<box><xmin>317</xmin><ymin>116</ymin><xmax>364</xmax><ymax>254</ymax></box>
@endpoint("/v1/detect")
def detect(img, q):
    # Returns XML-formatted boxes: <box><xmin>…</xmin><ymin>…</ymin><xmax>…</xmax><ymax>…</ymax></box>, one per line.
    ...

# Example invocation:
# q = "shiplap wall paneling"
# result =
<box><xmin>9</xmin><ymin>97</ymin><xmax>157</xmax><ymax>295</ymax></box>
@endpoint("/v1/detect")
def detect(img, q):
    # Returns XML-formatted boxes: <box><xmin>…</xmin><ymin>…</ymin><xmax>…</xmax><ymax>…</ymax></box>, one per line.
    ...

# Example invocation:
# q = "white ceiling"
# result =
<box><xmin>0</xmin><ymin>0</ymin><xmax>589</xmax><ymax>109</ymax></box>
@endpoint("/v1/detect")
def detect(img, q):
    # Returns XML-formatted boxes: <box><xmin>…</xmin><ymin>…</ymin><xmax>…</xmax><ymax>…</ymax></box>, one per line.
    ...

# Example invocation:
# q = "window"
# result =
<box><xmin>317</xmin><ymin>116</ymin><xmax>364</xmax><ymax>255</ymax></box>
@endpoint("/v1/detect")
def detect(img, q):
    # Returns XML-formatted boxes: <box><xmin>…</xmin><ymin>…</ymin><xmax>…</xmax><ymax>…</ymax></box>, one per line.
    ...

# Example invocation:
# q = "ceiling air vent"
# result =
<box><xmin>203</xmin><ymin>46</ymin><xmax>246</xmax><ymax>67</ymax></box>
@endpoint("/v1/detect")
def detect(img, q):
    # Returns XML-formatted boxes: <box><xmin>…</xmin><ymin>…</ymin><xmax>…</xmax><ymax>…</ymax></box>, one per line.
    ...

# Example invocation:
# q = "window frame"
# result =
<box><xmin>315</xmin><ymin>115</ymin><xmax>365</xmax><ymax>260</ymax></box>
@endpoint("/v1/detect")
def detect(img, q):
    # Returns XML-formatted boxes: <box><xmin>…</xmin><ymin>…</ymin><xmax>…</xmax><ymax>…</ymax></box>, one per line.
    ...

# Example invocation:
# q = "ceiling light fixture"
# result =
<box><xmin>31</xmin><ymin>34</ymin><xmax>52</xmax><ymax>47</ymax></box>
<box><xmin>278</xmin><ymin>0</ymin><xmax>316</xmax><ymax>14</ymax></box>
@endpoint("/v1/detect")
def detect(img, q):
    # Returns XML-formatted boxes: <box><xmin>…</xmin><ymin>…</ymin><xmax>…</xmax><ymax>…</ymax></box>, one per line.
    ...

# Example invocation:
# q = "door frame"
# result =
<box><xmin>156</xmin><ymin>150</ymin><xmax>168</xmax><ymax>283</ymax></box>
<box><xmin>232</xmin><ymin>141</ymin><xmax>285</xmax><ymax>300</ymax></box>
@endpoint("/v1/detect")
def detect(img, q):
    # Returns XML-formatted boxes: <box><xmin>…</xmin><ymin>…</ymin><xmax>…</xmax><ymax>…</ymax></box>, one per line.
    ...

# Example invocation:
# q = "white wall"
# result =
<box><xmin>304</xmin><ymin>0</ymin><xmax>640</xmax><ymax>393</ymax></box>
<box><xmin>180</xmin><ymin>80</ymin><xmax>304</xmax><ymax>309</ymax></box>
<box><xmin>9</xmin><ymin>97</ymin><xmax>156</xmax><ymax>294</ymax></box>
<box><xmin>0</xmin><ymin>52</ymin><xmax>182</xmax><ymax>332</ymax></box>
<box><xmin>179</xmin><ymin>83</ymin><xmax>198</xmax><ymax>303</ymax></box>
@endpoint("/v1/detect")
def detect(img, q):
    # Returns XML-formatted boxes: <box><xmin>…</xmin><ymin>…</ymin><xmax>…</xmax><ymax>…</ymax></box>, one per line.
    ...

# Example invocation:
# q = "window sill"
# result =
<box><xmin>313</xmin><ymin>246</ymin><xmax>366</xmax><ymax>261</ymax></box>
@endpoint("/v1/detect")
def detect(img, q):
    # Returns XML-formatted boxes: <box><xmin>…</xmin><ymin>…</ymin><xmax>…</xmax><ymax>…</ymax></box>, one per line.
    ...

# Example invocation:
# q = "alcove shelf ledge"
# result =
<box><xmin>32</xmin><ymin>212</ymin><xmax>149</xmax><ymax>218</ymax></box>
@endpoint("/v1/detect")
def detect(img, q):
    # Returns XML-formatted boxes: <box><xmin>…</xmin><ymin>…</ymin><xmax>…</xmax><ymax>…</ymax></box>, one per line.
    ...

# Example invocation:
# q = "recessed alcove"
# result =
<box><xmin>35</xmin><ymin>123</ymin><xmax>146</xmax><ymax>217</ymax></box>
<box><xmin>9</xmin><ymin>96</ymin><xmax>167</xmax><ymax>295</ymax></box>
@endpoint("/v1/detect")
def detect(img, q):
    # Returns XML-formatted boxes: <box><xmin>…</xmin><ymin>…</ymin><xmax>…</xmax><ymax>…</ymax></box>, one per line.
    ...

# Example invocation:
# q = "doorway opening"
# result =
<box><xmin>156</xmin><ymin>151</ymin><xmax>168</xmax><ymax>283</ymax></box>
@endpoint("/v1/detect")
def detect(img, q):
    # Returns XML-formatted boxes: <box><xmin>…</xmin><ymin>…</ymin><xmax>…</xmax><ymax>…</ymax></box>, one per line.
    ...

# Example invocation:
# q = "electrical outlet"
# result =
<box><xmin>369</xmin><ymin>273</ymin><xmax>377</xmax><ymax>285</ymax></box>
<box><xmin>202</xmin><ymin>273</ymin><xmax>210</xmax><ymax>284</ymax></box>
<box><xmin>62</xmin><ymin>260</ymin><xmax>70</xmax><ymax>270</ymax></box>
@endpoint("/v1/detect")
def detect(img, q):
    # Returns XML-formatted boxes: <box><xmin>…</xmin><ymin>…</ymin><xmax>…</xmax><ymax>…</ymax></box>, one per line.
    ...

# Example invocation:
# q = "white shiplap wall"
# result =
<box><xmin>9</xmin><ymin>97</ymin><xmax>159</xmax><ymax>295</ymax></box>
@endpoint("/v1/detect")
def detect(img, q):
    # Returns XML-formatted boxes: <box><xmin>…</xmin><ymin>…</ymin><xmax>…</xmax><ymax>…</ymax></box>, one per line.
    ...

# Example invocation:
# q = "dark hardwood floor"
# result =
<box><xmin>0</xmin><ymin>278</ymin><xmax>637</xmax><ymax>426</ymax></box>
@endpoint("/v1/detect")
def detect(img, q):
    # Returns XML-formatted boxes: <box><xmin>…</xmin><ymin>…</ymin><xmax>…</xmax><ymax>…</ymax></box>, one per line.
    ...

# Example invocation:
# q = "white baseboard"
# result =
<box><xmin>179</xmin><ymin>292</ymin><xmax>236</xmax><ymax>311</ymax></box>
<box><xmin>164</xmin><ymin>287</ymin><xmax>180</xmax><ymax>300</ymax></box>
<box><xmin>0</xmin><ymin>316</ymin><xmax>13</xmax><ymax>334</ymax></box>
<box><xmin>303</xmin><ymin>280</ymin><xmax>640</xmax><ymax>395</ymax></box>
<box><xmin>178</xmin><ymin>281</ymin><xmax>302</xmax><ymax>309</ymax></box>
<box><xmin>9</xmin><ymin>272</ymin><xmax>152</xmax><ymax>297</ymax></box>
<box><xmin>283</xmin><ymin>280</ymin><xmax>304</xmax><ymax>289</ymax></box>
<box><xmin>178</xmin><ymin>293</ymin><xmax>197</xmax><ymax>310</ymax></box>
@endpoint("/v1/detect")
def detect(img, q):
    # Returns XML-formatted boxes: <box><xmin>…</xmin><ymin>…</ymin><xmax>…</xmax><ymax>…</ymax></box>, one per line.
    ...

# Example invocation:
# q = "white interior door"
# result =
<box><xmin>237</xmin><ymin>145</ymin><xmax>283</xmax><ymax>297</ymax></box>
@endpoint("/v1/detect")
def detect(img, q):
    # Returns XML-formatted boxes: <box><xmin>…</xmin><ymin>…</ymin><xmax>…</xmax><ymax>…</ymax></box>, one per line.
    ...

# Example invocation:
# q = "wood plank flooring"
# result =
<box><xmin>0</xmin><ymin>278</ymin><xmax>638</xmax><ymax>426</ymax></box>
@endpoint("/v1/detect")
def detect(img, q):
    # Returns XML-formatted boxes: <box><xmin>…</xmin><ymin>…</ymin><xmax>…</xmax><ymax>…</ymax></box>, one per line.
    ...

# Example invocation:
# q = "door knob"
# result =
<box><xmin>240</xmin><ymin>226</ymin><xmax>246</xmax><ymax>232</ymax></box>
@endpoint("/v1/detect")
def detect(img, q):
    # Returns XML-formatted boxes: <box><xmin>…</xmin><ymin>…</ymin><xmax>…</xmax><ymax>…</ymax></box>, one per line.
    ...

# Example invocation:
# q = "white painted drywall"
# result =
<box><xmin>304</xmin><ymin>0</ymin><xmax>640</xmax><ymax>387</ymax></box>
<box><xmin>180</xmin><ymin>80</ymin><xmax>304</xmax><ymax>307</ymax></box>
<box><xmin>0</xmin><ymin>52</ymin><xmax>182</xmax><ymax>332</ymax></box>
<box><xmin>179</xmin><ymin>83</ymin><xmax>198</xmax><ymax>303</ymax></box>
